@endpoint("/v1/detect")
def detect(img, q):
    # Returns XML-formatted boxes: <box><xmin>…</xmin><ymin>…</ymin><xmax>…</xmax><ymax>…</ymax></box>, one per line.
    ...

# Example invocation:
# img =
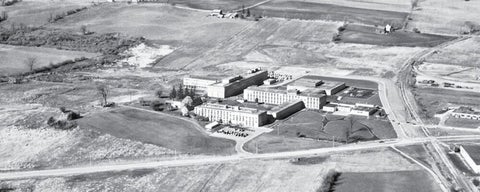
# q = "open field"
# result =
<box><xmin>47</xmin><ymin>3</ymin><xmax>426</xmax><ymax>79</ymax></box>
<box><xmin>1</xmin><ymin>148</ymin><xmax>425</xmax><ymax>191</ymax></box>
<box><xmin>0</xmin><ymin>44</ymin><xmax>98</xmax><ymax>76</ymax></box>
<box><xmin>335</xmin><ymin>170</ymin><xmax>442</xmax><ymax>192</ymax></box>
<box><xmin>407</xmin><ymin>0</ymin><xmax>480</xmax><ymax>35</ymax></box>
<box><xmin>0</xmin><ymin>104</ymin><xmax>178</xmax><ymax>171</ymax></box>
<box><xmin>244</xmin><ymin>111</ymin><xmax>395</xmax><ymax>153</ymax></box>
<box><xmin>338</xmin><ymin>24</ymin><xmax>456</xmax><ymax>47</ymax></box>
<box><xmin>413</xmin><ymin>88</ymin><xmax>480</xmax><ymax>122</ymax></box>
<box><xmin>77</xmin><ymin>107</ymin><xmax>236</xmax><ymax>155</ymax></box>
<box><xmin>425</xmin><ymin>37</ymin><xmax>480</xmax><ymax>68</ymax></box>
<box><xmin>418</xmin><ymin>63</ymin><xmax>479</xmax><ymax>82</ymax></box>
<box><xmin>444</xmin><ymin>117</ymin><xmax>480</xmax><ymax>129</ymax></box>
<box><xmin>169</xmin><ymin>0</ymin><xmax>264</xmax><ymax>10</ymax></box>
<box><xmin>250</xmin><ymin>0</ymin><xmax>408</xmax><ymax>26</ymax></box>
<box><xmin>49</xmin><ymin>3</ymin><xmax>251</xmax><ymax>44</ymax></box>
<box><xmin>0</xmin><ymin>0</ymin><xmax>92</xmax><ymax>26</ymax></box>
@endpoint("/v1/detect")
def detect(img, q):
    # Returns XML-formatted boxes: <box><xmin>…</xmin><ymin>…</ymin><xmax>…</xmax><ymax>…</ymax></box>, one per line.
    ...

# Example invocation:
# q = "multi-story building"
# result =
<box><xmin>267</xmin><ymin>100</ymin><xmax>305</xmax><ymax>119</ymax></box>
<box><xmin>183</xmin><ymin>76</ymin><xmax>219</xmax><ymax>92</ymax></box>
<box><xmin>243</xmin><ymin>86</ymin><xmax>327</xmax><ymax>109</ymax></box>
<box><xmin>207</xmin><ymin>69</ymin><xmax>268</xmax><ymax>98</ymax></box>
<box><xmin>286</xmin><ymin>77</ymin><xmax>346</xmax><ymax>96</ymax></box>
<box><xmin>194</xmin><ymin>103</ymin><xmax>268</xmax><ymax>127</ymax></box>
<box><xmin>460</xmin><ymin>144</ymin><xmax>480</xmax><ymax>173</ymax></box>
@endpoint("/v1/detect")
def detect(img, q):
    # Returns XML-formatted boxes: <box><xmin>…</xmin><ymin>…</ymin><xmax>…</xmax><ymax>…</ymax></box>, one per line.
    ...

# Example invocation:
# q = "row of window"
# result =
<box><xmin>244</xmin><ymin>90</ymin><xmax>321</xmax><ymax>109</ymax></box>
<box><xmin>195</xmin><ymin>108</ymin><xmax>261</xmax><ymax>127</ymax></box>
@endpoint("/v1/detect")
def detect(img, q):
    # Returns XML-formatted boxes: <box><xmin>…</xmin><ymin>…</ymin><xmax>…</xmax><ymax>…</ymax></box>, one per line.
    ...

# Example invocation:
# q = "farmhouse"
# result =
<box><xmin>243</xmin><ymin>86</ymin><xmax>327</xmax><ymax>110</ymax></box>
<box><xmin>206</xmin><ymin>68</ymin><xmax>268</xmax><ymax>98</ymax></box>
<box><xmin>459</xmin><ymin>144</ymin><xmax>480</xmax><ymax>173</ymax></box>
<box><xmin>194</xmin><ymin>103</ymin><xmax>268</xmax><ymax>127</ymax></box>
<box><xmin>451</xmin><ymin>106</ymin><xmax>480</xmax><ymax>120</ymax></box>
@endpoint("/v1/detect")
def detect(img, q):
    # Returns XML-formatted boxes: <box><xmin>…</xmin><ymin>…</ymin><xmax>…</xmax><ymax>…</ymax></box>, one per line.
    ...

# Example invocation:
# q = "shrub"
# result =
<box><xmin>413</xmin><ymin>28</ymin><xmax>421</xmax><ymax>33</ymax></box>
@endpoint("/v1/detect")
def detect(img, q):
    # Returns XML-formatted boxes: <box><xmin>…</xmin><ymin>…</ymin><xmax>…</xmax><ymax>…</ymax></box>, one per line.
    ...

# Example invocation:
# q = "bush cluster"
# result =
<box><xmin>48</xmin><ymin>7</ymin><xmax>87</xmax><ymax>23</ymax></box>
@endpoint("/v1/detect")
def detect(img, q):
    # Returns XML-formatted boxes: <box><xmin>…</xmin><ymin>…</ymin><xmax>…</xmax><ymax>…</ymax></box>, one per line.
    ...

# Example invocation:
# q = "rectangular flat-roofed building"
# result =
<box><xmin>460</xmin><ymin>144</ymin><xmax>480</xmax><ymax>173</ymax></box>
<box><xmin>287</xmin><ymin>78</ymin><xmax>346</xmax><ymax>96</ymax></box>
<box><xmin>207</xmin><ymin>69</ymin><xmax>268</xmax><ymax>98</ymax></box>
<box><xmin>267</xmin><ymin>100</ymin><xmax>305</xmax><ymax>119</ymax></box>
<box><xmin>244</xmin><ymin>86</ymin><xmax>327</xmax><ymax>109</ymax></box>
<box><xmin>452</xmin><ymin>107</ymin><xmax>480</xmax><ymax>120</ymax></box>
<box><xmin>194</xmin><ymin>103</ymin><xmax>268</xmax><ymax>127</ymax></box>
<box><xmin>183</xmin><ymin>76</ymin><xmax>219</xmax><ymax>92</ymax></box>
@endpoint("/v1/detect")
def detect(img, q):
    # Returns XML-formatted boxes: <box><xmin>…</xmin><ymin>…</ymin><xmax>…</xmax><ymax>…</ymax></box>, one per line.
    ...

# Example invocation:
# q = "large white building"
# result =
<box><xmin>460</xmin><ymin>144</ymin><xmax>480</xmax><ymax>173</ymax></box>
<box><xmin>287</xmin><ymin>77</ymin><xmax>346</xmax><ymax>96</ymax></box>
<box><xmin>194</xmin><ymin>103</ymin><xmax>268</xmax><ymax>127</ymax></box>
<box><xmin>206</xmin><ymin>69</ymin><xmax>268</xmax><ymax>98</ymax></box>
<box><xmin>243</xmin><ymin>86</ymin><xmax>327</xmax><ymax>110</ymax></box>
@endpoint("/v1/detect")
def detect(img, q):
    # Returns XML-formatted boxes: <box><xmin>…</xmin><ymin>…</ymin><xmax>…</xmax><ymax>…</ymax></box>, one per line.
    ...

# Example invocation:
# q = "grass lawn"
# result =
<box><xmin>413</xmin><ymin>88</ymin><xmax>480</xmax><ymax>121</ymax></box>
<box><xmin>77</xmin><ymin>107</ymin><xmax>236</xmax><ymax>155</ymax></box>
<box><xmin>334</xmin><ymin>170</ymin><xmax>442</xmax><ymax>192</ymax></box>
<box><xmin>395</xmin><ymin>144</ymin><xmax>433</xmax><ymax>169</ymax></box>
<box><xmin>244</xmin><ymin>111</ymin><xmax>395</xmax><ymax>153</ymax></box>
<box><xmin>250</xmin><ymin>0</ymin><xmax>408</xmax><ymax>26</ymax></box>
<box><xmin>445</xmin><ymin>117</ymin><xmax>480</xmax><ymax>129</ymax></box>
<box><xmin>338</xmin><ymin>24</ymin><xmax>456</xmax><ymax>47</ymax></box>
<box><xmin>0</xmin><ymin>44</ymin><xmax>98</xmax><ymax>76</ymax></box>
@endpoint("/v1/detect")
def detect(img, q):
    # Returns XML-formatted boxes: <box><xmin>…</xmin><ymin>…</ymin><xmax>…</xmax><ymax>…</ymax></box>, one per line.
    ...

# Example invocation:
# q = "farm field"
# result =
<box><xmin>250</xmin><ymin>0</ymin><xmax>408</xmax><ymax>26</ymax></box>
<box><xmin>413</xmin><ymin>88</ymin><xmax>480</xmax><ymax>121</ymax></box>
<box><xmin>169</xmin><ymin>0</ymin><xmax>264</xmax><ymax>10</ymax></box>
<box><xmin>407</xmin><ymin>0</ymin><xmax>480</xmax><ymax>35</ymax></box>
<box><xmin>77</xmin><ymin>107</ymin><xmax>236</xmax><ymax>155</ymax></box>
<box><xmin>296</xmin><ymin>0</ymin><xmax>411</xmax><ymax>12</ymax></box>
<box><xmin>424</xmin><ymin>37</ymin><xmax>480</xmax><ymax>68</ymax></box>
<box><xmin>334</xmin><ymin>170</ymin><xmax>442</xmax><ymax>192</ymax></box>
<box><xmin>338</xmin><ymin>24</ymin><xmax>456</xmax><ymax>47</ymax></box>
<box><xmin>0</xmin><ymin>0</ymin><xmax>92</xmax><ymax>26</ymax></box>
<box><xmin>1</xmin><ymin>148</ymin><xmax>425</xmax><ymax>191</ymax></box>
<box><xmin>244</xmin><ymin>111</ymin><xmax>395</xmax><ymax>153</ymax></box>
<box><xmin>0</xmin><ymin>44</ymin><xmax>98</xmax><ymax>76</ymax></box>
<box><xmin>47</xmin><ymin>3</ymin><xmax>426</xmax><ymax>79</ymax></box>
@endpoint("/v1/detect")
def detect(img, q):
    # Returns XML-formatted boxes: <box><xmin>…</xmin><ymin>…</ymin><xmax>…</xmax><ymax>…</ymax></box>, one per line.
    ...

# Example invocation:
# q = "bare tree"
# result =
<box><xmin>96</xmin><ymin>84</ymin><xmax>109</xmax><ymax>106</ymax></box>
<box><xmin>80</xmin><ymin>25</ymin><xmax>87</xmax><ymax>35</ymax></box>
<box><xmin>24</xmin><ymin>57</ymin><xmax>37</xmax><ymax>72</ymax></box>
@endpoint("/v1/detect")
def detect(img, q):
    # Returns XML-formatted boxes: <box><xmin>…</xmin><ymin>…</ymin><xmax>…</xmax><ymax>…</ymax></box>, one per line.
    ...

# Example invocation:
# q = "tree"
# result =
<box><xmin>155</xmin><ymin>89</ymin><xmax>163</xmax><ymax>98</ymax></box>
<box><xmin>189</xmin><ymin>87</ymin><xmax>196</xmax><ymax>98</ymax></box>
<box><xmin>0</xmin><ymin>11</ymin><xmax>8</xmax><ymax>22</ymax></box>
<box><xmin>24</xmin><ymin>57</ymin><xmax>37</xmax><ymax>72</ymax></box>
<box><xmin>177</xmin><ymin>84</ymin><xmax>184</xmax><ymax>100</ymax></box>
<box><xmin>182</xmin><ymin>96</ymin><xmax>193</xmax><ymax>107</ymax></box>
<box><xmin>96</xmin><ymin>84</ymin><xmax>109</xmax><ymax>106</ymax></box>
<box><xmin>184</xmin><ymin>87</ymin><xmax>190</xmax><ymax>98</ymax></box>
<box><xmin>169</xmin><ymin>87</ymin><xmax>177</xmax><ymax>99</ymax></box>
<box><xmin>80</xmin><ymin>25</ymin><xmax>87</xmax><ymax>35</ymax></box>
<box><xmin>246</xmin><ymin>8</ymin><xmax>251</xmax><ymax>17</ymax></box>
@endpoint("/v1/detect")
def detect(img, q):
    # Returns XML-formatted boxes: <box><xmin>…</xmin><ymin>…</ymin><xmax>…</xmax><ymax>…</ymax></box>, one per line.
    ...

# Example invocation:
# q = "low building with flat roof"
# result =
<box><xmin>244</xmin><ymin>86</ymin><xmax>327</xmax><ymax>110</ymax></box>
<box><xmin>207</xmin><ymin>70</ymin><xmax>268</xmax><ymax>98</ymax></box>
<box><xmin>452</xmin><ymin>107</ymin><xmax>480</xmax><ymax>120</ymax></box>
<box><xmin>194</xmin><ymin>103</ymin><xmax>268</xmax><ymax>127</ymax></box>
<box><xmin>183</xmin><ymin>76</ymin><xmax>219</xmax><ymax>92</ymax></box>
<box><xmin>267</xmin><ymin>100</ymin><xmax>305</xmax><ymax>119</ymax></box>
<box><xmin>460</xmin><ymin>144</ymin><xmax>480</xmax><ymax>173</ymax></box>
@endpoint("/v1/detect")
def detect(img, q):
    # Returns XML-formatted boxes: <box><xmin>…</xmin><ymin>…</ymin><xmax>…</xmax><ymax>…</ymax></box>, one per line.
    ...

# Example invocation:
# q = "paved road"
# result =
<box><xmin>2</xmin><ymin>135</ymin><xmax>478</xmax><ymax>181</ymax></box>
<box><xmin>396</xmin><ymin>36</ymin><xmax>477</xmax><ymax>192</ymax></box>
